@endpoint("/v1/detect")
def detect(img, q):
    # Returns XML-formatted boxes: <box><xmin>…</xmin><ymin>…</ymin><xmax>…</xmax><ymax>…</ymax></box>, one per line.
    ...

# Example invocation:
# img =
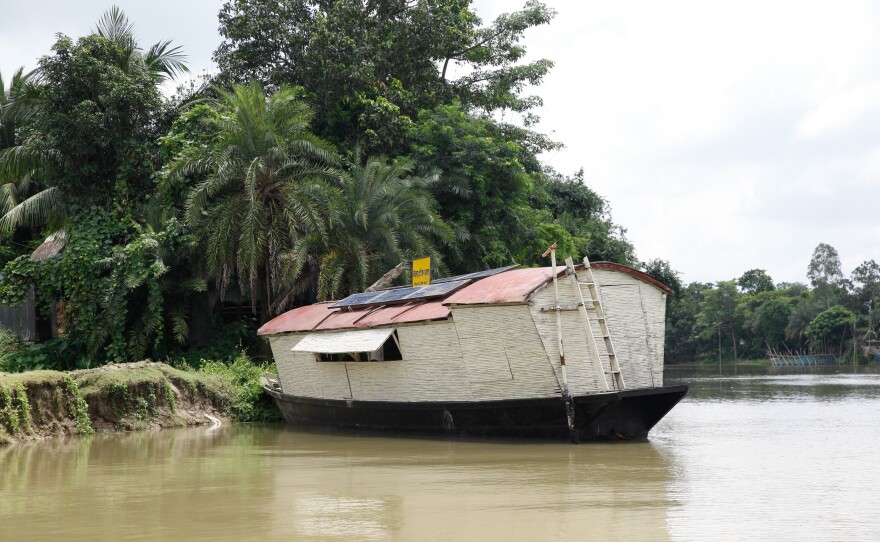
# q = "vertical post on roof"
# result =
<box><xmin>542</xmin><ymin>242</ymin><xmax>577</xmax><ymax>443</ymax></box>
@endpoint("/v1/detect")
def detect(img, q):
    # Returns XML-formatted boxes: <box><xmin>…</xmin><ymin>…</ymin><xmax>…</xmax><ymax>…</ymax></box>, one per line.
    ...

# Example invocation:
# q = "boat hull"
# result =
<box><xmin>264</xmin><ymin>385</ymin><xmax>688</xmax><ymax>441</ymax></box>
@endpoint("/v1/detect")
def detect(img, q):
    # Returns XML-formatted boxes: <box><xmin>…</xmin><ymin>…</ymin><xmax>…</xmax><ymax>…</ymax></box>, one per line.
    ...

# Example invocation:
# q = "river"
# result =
<box><xmin>2</xmin><ymin>365</ymin><xmax>879</xmax><ymax>541</ymax></box>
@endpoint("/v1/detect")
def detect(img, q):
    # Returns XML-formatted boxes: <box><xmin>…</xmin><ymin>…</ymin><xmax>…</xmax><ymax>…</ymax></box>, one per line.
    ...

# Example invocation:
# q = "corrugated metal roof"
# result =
<box><xmin>443</xmin><ymin>267</ymin><xmax>555</xmax><ymax>305</ymax></box>
<box><xmin>256</xmin><ymin>303</ymin><xmax>335</xmax><ymax>335</ymax></box>
<box><xmin>355</xmin><ymin>303</ymin><xmax>420</xmax><ymax>327</ymax></box>
<box><xmin>390</xmin><ymin>301</ymin><xmax>449</xmax><ymax>324</ymax></box>
<box><xmin>257</xmin><ymin>263</ymin><xmax>669</xmax><ymax>336</ymax></box>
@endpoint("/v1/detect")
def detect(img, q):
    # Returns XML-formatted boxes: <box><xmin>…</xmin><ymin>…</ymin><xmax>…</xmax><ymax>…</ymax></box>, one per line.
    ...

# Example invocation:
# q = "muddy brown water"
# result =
<box><xmin>2</xmin><ymin>366</ymin><xmax>879</xmax><ymax>541</ymax></box>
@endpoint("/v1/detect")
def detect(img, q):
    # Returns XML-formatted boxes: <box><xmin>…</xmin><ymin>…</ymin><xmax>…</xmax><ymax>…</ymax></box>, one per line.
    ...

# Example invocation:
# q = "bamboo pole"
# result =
<box><xmin>542</xmin><ymin>242</ymin><xmax>577</xmax><ymax>443</ymax></box>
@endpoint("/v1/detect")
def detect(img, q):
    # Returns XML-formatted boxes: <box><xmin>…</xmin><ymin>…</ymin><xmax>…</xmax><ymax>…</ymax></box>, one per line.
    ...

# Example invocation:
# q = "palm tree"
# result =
<box><xmin>94</xmin><ymin>6</ymin><xmax>188</xmax><ymax>81</ymax></box>
<box><xmin>0</xmin><ymin>6</ymin><xmax>188</xmax><ymax>238</ymax></box>
<box><xmin>286</xmin><ymin>156</ymin><xmax>455</xmax><ymax>301</ymax></box>
<box><xmin>168</xmin><ymin>81</ymin><xmax>338</xmax><ymax>322</ymax></box>
<box><xmin>0</xmin><ymin>67</ymin><xmax>62</xmax><ymax>239</ymax></box>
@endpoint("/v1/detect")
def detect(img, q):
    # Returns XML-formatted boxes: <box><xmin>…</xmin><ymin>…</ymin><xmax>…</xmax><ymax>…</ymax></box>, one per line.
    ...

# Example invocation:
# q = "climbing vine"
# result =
<box><xmin>63</xmin><ymin>376</ymin><xmax>93</xmax><ymax>435</ymax></box>
<box><xmin>0</xmin><ymin>210</ymin><xmax>205</xmax><ymax>369</ymax></box>
<box><xmin>0</xmin><ymin>383</ymin><xmax>32</xmax><ymax>436</ymax></box>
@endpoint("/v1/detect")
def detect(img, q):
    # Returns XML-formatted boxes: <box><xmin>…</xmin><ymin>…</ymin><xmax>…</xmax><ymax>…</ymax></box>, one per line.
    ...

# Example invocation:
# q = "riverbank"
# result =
<box><xmin>667</xmin><ymin>358</ymin><xmax>772</xmax><ymax>368</ymax></box>
<box><xmin>0</xmin><ymin>362</ymin><xmax>233</xmax><ymax>446</ymax></box>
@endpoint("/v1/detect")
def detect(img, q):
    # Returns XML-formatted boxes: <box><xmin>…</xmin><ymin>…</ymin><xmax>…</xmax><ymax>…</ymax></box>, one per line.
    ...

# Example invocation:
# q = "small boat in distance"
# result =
<box><xmin>259</xmin><ymin>256</ymin><xmax>687</xmax><ymax>442</ymax></box>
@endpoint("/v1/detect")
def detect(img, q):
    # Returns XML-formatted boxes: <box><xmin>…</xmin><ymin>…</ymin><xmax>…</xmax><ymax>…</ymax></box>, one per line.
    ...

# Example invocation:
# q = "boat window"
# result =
<box><xmin>316</xmin><ymin>331</ymin><xmax>403</xmax><ymax>362</ymax></box>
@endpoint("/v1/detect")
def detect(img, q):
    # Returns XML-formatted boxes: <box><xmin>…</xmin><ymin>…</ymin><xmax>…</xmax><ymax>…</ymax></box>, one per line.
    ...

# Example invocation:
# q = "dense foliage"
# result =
<box><xmin>0</xmin><ymin>3</ymin><xmax>639</xmax><ymax>371</ymax></box>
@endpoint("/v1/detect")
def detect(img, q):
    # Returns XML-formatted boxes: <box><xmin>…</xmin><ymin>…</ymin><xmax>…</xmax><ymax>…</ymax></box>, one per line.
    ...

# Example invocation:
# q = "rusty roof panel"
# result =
<box><xmin>354</xmin><ymin>304</ymin><xmax>420</xmax><ymax>328</ymax></box>
<box><xmin>391</xmin><ymin>301</ymin><xmax>450</xmax><ymax>324</ymax></box>
<box><xmin>257</xmin><ymin>303</ymin><xmax>336</xmax><ymax>335</ymax></box>
<box><xmin>314</xmin><ymin>308</ymin><xmax>372</xmax><ymax>330</ymax></box>
<box><xmin>443</xmin><ymin>268</ymin><xmax>555</xmax><ymax>305</ymax></box>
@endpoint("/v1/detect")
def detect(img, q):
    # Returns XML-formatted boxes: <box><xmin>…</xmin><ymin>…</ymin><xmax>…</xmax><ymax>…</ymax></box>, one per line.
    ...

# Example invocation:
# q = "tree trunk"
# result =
<box><xmin>260</xmin><ymin>260</ymin><xmax>272</xmax><ymax>326</ymax></box>
<box><xmin>730</xmin><ymin>326</ymin><xmax>738</xmax><ymax>360</ymax></box>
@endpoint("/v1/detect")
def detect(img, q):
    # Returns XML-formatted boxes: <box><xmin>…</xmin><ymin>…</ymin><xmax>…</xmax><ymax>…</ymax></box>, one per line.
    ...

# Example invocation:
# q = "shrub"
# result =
<box><xmin>198</xmin><ymin>354</ymin><xmax>280</xmax><ymax>422</ymax></box>
<box><xmin>0</xmin><ymin>338</ymin><xmax>76</xmax><ymax>373</ymax></box>
<box><xmin>0</xmin><ymin>326</ymin><xmax>23</xmax><ymax>370</ymax></box>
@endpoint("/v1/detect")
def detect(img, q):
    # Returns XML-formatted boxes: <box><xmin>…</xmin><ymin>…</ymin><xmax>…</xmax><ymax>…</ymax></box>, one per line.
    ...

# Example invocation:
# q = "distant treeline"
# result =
<box><xmin>645</xmin><ymin>243</ymin><xmax>877</xmax><ymax>363</ymax></box>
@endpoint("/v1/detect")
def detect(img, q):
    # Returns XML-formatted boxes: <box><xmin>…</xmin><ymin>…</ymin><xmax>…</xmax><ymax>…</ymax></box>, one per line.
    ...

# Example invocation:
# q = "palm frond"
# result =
<box><xmin>94</xmin><ymin>6</ymin><xmax>137</xmax><ymax>53</ymax></box>
<box><xmin>0</xmin><ymin>186</ymin><xmax>65</xmax><ymax>236</ymax></box>
<box><xmin>144</xmin><ymin>40</ymin><xmax>189</xmax><ymax>79</ymax></box>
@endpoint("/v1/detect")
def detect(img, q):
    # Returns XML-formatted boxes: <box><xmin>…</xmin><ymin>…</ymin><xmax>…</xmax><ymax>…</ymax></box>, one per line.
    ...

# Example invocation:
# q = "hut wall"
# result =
<box><xmin>268</xmin><ymin>322</ymin><xmax>474</xmax><ymax>402</ymax></box>
<box><xmin>270</xmin><ymin>334</ymin><xmax>316</xmax><ymax>396</ymax></box>
<box><xmin>396</xmin><ymin>322</ymin><xmax>474</xmax><ymax>402</ymax></box>
<box><xmin>591</xmin><ymin>268</ymin><xmax>667</xmax><ymax>387</ymax></box>
<box><xmin>450</xmin><ymin>305</ymin><xmax>561</xmax><ymax>401</ymax></box>
<box><xmin>0</xmin><ymin>292</ymin><xmax>36</xmax><ymax>343</ymax></box>
<box><xmin>529</xmin><ymin>280</ymin><xmax>606</xmax><ymax>395</ymax></box>
<box><xmin>268</xmin><ymin>309</ymin><xmax>560</xmax><ymax>402</ymax></box>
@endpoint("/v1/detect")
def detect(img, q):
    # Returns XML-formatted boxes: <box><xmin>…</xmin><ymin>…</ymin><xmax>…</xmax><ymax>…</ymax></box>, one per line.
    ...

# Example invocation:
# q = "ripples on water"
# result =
<box><xmin>1</xmin><ymin>366</ymin><xmax>878</xmax><ymax>541</ymax></box>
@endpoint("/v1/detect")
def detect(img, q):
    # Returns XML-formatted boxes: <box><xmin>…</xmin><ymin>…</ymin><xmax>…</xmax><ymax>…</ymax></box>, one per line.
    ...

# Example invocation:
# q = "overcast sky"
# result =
<box><xmin>3</xmin><ymin>1</ymin><xmax>879</xmax><ymax>285</ymax></box>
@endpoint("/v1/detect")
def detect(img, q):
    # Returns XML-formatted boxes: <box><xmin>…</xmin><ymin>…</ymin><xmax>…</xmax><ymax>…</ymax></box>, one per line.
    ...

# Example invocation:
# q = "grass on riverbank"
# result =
<box><xmin>0</xmin><ymin>361</ymin><xmax>260</xmax><ymax>446</ymax></box>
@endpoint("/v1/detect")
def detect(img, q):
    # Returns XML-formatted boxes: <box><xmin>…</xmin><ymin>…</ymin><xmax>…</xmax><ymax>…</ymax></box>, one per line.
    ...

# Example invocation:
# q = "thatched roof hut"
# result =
<box><xmin>29</xmin><ymin>230</ymin><xmax>67</xmax><ymax>262</ymax></box>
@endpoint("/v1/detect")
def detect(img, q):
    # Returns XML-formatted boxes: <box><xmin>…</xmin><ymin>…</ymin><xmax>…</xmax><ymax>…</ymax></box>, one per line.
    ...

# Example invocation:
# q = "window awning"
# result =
<box><xmin>292</xmin><ymin>328</ymin><xmax>395</xmax><ymax>354</ymax></box>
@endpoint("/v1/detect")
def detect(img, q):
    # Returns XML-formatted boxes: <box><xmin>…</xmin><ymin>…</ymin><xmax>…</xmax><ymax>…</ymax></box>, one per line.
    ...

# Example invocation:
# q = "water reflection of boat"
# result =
<box><xmin>259</xmin><ymin>259</ymin><xmax>687</xmax><ymax>441</ymax></box>
<box><xmin>269</xmin><ymin>429</ymin><xmax>673</xmax><ymax>541</ymax></box>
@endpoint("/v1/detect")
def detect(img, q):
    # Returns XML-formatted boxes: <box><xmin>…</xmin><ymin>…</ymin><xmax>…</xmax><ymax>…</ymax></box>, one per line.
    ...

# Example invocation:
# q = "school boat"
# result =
<box><xmin>258</xmin><ymin>256</ymin><xmax>687</xmax><ymax>441</ymax></box>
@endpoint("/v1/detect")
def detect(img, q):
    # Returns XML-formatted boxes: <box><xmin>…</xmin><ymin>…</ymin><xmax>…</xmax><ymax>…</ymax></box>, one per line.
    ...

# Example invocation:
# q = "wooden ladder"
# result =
<box><xmin>565</xmin><ymin>256</ymin><xmax>626</xmax><ymax>391</ymax></box>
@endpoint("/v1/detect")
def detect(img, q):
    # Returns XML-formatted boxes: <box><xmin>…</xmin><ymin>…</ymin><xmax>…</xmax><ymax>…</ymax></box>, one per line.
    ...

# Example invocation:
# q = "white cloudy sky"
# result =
<box><xmin>3</xmin><ymin>1</ymin><xmax>879</xmax><ymax>285</ymax></box>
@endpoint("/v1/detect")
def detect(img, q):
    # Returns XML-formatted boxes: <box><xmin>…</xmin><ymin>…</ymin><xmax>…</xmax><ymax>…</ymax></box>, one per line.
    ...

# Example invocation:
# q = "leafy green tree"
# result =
<box><xmin>166</xmin><ymin>82</ymin><xmax>338</xmax><ymax>322</ymax></box>
<box><xmin>407</xmin><ymin>108</ymin><xmax>631</xmax><ymax>271</ymax></box>
<box><xmin>850</xmin><ymin>259</ymin><xmax>880</xmax><ymax>312</ymax></box>
<box><xmin>735</xmin><ymin>291</ymin><xmax>792</xmax><ymax>355</ymax></box>
<box><xmin>806</xmin><ymin>305</ymin><xmax>855</xmax><ymax>355</ymax></box>
<box><xmin>738</xmin><ymin>268</ymin><xmax>774</xmax><ymax>293</ymax></box>
<box><xmin>0</xmin><ymin>8</ymin><xmax>211</xmax><ymax>367</ymax></box>
<box><xmin>1</xmin><ymin>7</ymin><xmax>188</xmax><ymax>236</ymax></box>
<box><xmin>665</xmin><ymin>281</ymin><xmax>713</xmax><ymax>362</ymax></box>
<box><xmin>532</xmin><ymin>169</ymin><xmax>636</xmax><ymax>265</ymax></box>
<box><xmin>698</xmin><ymin>280</ymin><xmax>742</xmax><ymax>360</ymax></box>
<box><xmin>754</xmin><ymin>296</ymin><xmax>792</xmax><ymax>351</ymax></box>
<box><xmin>786</xmin><ymin>297</ymin><xmax>821</xmax><ymax>345</ymax></box>
<box><xmin>407</xmin><ymin>103</ymin><xmax>536</xmax><ymax>269</ymax></box>
<box><xmin>807</xmin><ymin>243</ymin><xmax>844</xmax><ymax>308</ymax></box>
<box><xmin>640</xmin><ymin>259</ymin><xmax>682</xmax><ymax>296</ymax></box>
<box><xmin>286</xmin><ymin>156</ymin><xmax>454</xmax><ymax>300</ymax></box>
<box><xmin>214</xmin><ymin>0</ymin><xmax>555</xmax><ymax>155</ymax></box>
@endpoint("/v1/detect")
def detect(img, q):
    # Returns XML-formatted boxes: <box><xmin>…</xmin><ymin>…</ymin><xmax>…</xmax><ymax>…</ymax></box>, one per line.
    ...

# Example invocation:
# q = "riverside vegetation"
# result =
<box><xmin>0</xmin><ymin>356</ymin><xmax>280</xmax><ymax>445</ymax></box>
<box><xmin>0</xmin><ymin>2</ymin><xmax>634</xmax><ymax>373</ymax></box>
<box><xmin>0</xmin><ymin>1</ymin><xmax>876</xmax><ymax>443</ymax></box>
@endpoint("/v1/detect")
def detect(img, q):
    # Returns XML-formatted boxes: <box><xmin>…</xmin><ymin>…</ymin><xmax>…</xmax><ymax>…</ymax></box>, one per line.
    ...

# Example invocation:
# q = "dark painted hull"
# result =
<box><xmin>264</xmin><ymin>385</ymin><xmax>688</xmax><ymax>441</ymax></box>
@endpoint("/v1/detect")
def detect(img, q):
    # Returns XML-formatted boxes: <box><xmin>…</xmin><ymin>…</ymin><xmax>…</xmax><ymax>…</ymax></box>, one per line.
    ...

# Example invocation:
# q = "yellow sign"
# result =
<box><xmin>412</xmin><ymin>257</ymin><xmax>431</xmax><ymax>287</ymax></box>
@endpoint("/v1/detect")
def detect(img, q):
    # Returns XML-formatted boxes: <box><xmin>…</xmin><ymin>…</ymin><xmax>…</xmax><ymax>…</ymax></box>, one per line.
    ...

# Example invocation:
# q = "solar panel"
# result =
<box><xmin>433</xmin><ymin>265</ymin><xmax>519</xmax><ymax>284</ymax></box>
<box><xmin>331</xmin><ymin>279</ymin><xmax>470</xmax><ymax>309</ymax></box>
<box><xmin>331</xmin><ymin>291</ymin><xmax>382</xmax><ymax>307</ymax></box>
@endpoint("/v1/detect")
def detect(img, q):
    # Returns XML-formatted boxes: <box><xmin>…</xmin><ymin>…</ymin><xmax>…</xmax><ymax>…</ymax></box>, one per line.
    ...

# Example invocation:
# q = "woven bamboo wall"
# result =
<box><xmin>451</xmin><ymin>305</ymin><xmax>561</xmax><ymax>401</ymax></box>
<box><xmin>591</xmin><ymin>268</ymin><xmax>667</xmax><ymax>386</ymax></box>
<box><xmin>528</xmin><ymin>279</ymin><xmax>606</xmax><ymax>395</ymax></box>
<box><xmin>397</xmin><ymin>322</ymin><xmax>474</xmax><ymax>401</ymax></box>
<box><xmin>268</xmin><ymin>306</ymin><xmax>560</xmax><ymax>402</ymax></box>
